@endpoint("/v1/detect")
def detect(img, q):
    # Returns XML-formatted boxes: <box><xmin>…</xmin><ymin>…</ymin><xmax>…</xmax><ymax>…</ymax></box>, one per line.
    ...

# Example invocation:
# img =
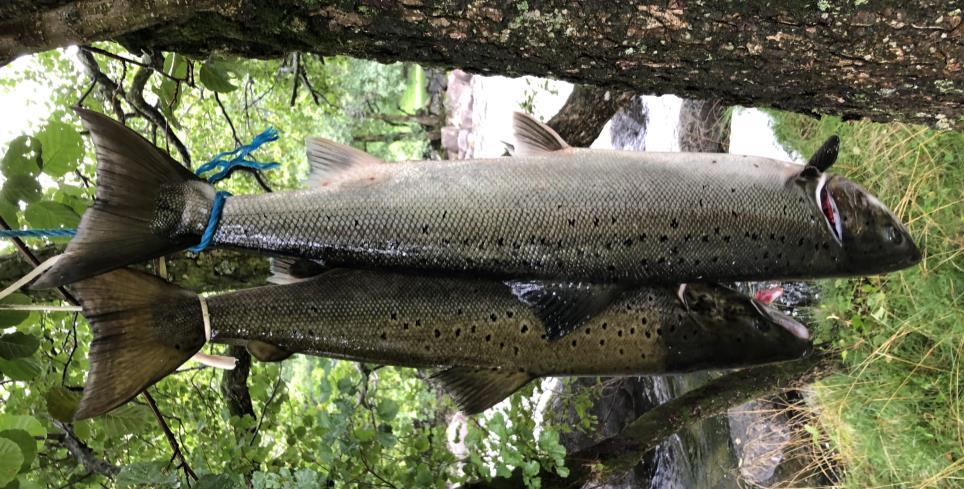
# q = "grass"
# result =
<box><xmin>769</xmin><ymin>112</ymin><xmax>963</xmax><ymax>488</ymax></box>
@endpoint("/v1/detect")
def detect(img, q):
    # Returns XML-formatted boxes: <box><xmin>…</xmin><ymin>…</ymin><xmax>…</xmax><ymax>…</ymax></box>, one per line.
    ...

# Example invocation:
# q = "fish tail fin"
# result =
<box><xmin>31</xmin><ymin>107</ymin><xmax>209</xmax><ymax>289</ymax></box>
<box><xmin>70</xmin><ymin>269</ymin><xmax>205</xmax><ymax>420</ymax></box>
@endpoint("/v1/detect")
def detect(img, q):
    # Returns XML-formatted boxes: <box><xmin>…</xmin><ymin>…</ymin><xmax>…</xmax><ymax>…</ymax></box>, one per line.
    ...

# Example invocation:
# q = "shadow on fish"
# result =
<box><xmin>68</xmin><ymin>263</ymin><xmax>812</xmax><ymax>420</ymax></box>
<box><xmin>32</xmin><ymin>109</ymin><xmax>919</xmax><ymax>289</ymax></box>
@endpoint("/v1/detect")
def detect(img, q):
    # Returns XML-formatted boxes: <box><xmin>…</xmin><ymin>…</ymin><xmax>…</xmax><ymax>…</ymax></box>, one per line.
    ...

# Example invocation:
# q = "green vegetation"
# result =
<box><xmin>771</xmin><ymin>112</ymin><xmax>963</xmax><ymax>488</ymax></box>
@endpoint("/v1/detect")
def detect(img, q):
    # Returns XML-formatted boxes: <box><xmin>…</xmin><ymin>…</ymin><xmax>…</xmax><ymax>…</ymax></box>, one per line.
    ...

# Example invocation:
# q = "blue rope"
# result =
<box><xmin>188</xmin><ymin>191</ymin><xmax>231</xmax><ymax>253</ymax></box>
<box><xmin>0</xmin><ymin>229</ymin><xmax>76</xmax><ymax>238</ymax></box>
<box><xmin>195</xmin><ymin>128</ymin><xmax>280</xmax><ymax>184</ymax></box>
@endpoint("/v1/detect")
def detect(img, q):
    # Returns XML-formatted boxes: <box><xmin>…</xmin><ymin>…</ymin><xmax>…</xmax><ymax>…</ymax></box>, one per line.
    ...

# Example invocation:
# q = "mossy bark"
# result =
<box><xmin>2</xmin><ymin>1</ymin><xmax>961</xmax><ymax>128</ymax></box>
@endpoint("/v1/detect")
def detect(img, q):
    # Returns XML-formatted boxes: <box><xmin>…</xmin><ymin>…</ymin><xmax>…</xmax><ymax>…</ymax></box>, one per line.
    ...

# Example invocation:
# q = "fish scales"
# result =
<box><xmin>201</xmin><ymin>151</ymin><xmax>833</xmax><ymax>283</ymax></box>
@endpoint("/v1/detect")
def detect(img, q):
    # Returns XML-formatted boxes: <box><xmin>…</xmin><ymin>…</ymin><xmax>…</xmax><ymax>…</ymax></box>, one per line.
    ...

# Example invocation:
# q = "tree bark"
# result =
<box><xmin>463</xmin><ymin>353</ymin><xmax>839</xmax><ymax>489</ymax></box>
<box><xmin>2</xmin><ymin>1</ymin><xmax>960</xmax><ymax>128</ymax></box>
<box><xmin>547</xmin><ymin>86</ymin><xmax>634</xmax><ymax>147</ymax></box>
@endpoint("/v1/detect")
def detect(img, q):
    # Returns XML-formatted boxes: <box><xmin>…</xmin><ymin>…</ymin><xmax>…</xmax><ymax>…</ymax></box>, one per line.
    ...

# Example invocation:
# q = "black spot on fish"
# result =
<box><xmin>605</xmin><ymin>241</ymin><xmax>614</xmax><ymax>250</ymax></box>
<box><xmin>354</xmin><ymin>219</ymin><xmax>359</xmax><ymax>228</ymax></box>
<box><xmin>390</xmin><ymin>312</ymin><xmax>397</xmax><ymax>321</ymax></box>
<box><xmin>422</xmin><ymin>224</ymin><xmax>429</xmax><ymax>234</ymax></box>
<box><xmin>731</xmin><ymin>188</ymin><xmax>736</xmax><ymax>193</ymax></box>
<box><xmin>798</xmin><ymin>237</ymin><xmax>805</xmax><ymax>246</ymax></box>
<box><xmin>470</xmin><ymin>325</ymin><xmax>477</xmax><ymax>333</ymax></box>
<box><xmin>684</xmin><ymin>234</ymin><xmax>692</xmax><ymax>242</ymax></box>
<box><xmin>641</xmin><ymin>317</ymin><xmax>648</xmax><ymax>325</ymax></box>
<box><xmin>307</xmin><ymin>329</ymin><xmax>314</xmax><ymax>336</ymax></box>
<box><xmin>645</xmin><ymin>331</ymin><xmax>652</xmax><ymax>338</ymax></box>
<box><xmin>671</xmin><ymin>218</ymin><xmax>679</xmax><ymax>229</ymax></box>
<box><xmin>174</xmin><ymin>343</ymin><xmax>180</xmax><ymax>351</ymax></box>
<box><xmin>571</xmin><ymin>339</ymin><xmax>578</xmax><ymax>348</ymax></box>
<box><xmin>714</xmin><ymin>227</ymin><xmax>721</xmax><ymax>235</ymax></box>
<box><xmin>694</xmin><ymin>259</ymin><xmax>701</xmax><ymax>265</ymax></box>
<box><xmin>617</xmin><ymin>329</ymin><xmax>623</xmax><ymax>337</ymax></box>
<box><xmin>434</xmin><ymin>329</ymin><xmax>441</xmax><ymax>338</ymax></box>
<box><xmin>514</xmin><ymin>346</ymin><xmax>520</xmax><ymax>355</ymax></box>
<box><xmin>630</xmin><ymin>327</ymin><xmax>636</xmax><ymax>335</ymax></box>
<box><xmin>599</xmin><ymin>339</ymin><xmax>606</xmax><ymax>346</ymax></box>
<box><xmin>506</xmin><ymin>310</ymin><xmax>514</xmax><ymax>318</ymax></box>
<box><xmin>640</xmin><ymin>352</ymin><xmax>647</xmax><ymax>359</ymax></box>
<box><xmin>623</xmin><ymin>238</ymin><xmax>634</xmax><ymax>247</ymax></box>
<box><xmin>520</xmin><ymin>324</ymin><xmax>529</xmax><ymax>334</ymax></box>
<box><xmin>712</xmin><ymin>256</ymin><xmax>719</xmax><ymax>262</ymax></box>
<box><xmin>619</xmin><ymin>348</ymin><xmax>625</xmax><ymax>355</ymax></box>
<box><xmin>415</xmin><ymin>319</ymin><xmax>422</xmax><ymax>327</ymax></box>
<box><xmin>701</xmin><ymin>235</ymin><xmax>709</xmax><ymax>243</ymax></box>
<box><xmin>723</xmin><ymin>235</ymin><xmax>731</xmax><ymax>243</ymax></box>
<box><xmin>496</xmin><ymin>237</ymin><xmax>505</xmax><ymax>246</ymax></box>
<box><xmin>455</xmin><ymin>328</ymin><xmax>461</xmax><ymax>337</ymax></box>
<box><xmin>699</xmin><ymin>198</ymin><xmax>704</xmax><ymax>208</ymax></box>
<box><xmin>593</xmin><ymin>217</ymin><xmax>600</xmax><ymax>227</ymax></box>
<box><xmin>490</xmin><ymin>313</ymin><xmax>498</xmax><ymax>322</ymax></box>
<box><xmin>442</xmin><ymin>210</ymin><xmax>447</xmax><ymax>220</ymax></box>
<box><xmin>657</xmin><ymin>328</ymin><xmax>663</xmax><ymax>336</ymax></box>
<box><xmin>659</xmin><ymin>235</ymin><xmax>668</xmax><ymax>242</ymax></box>
<box><xmin>670</xmin><ymin>246</ymin><xmax>679</xmax><ymax>255</ymax></box>
<box><xmin>540</xmin><ymin>334</ymin><xmax>547</xmax><ymax>340</ymax></box>
<box><xmin>611</xmin><ymin>216</ymin><xmax>617</xmax><ymax>224</ymax></box>
<box><xmin>585</xmin><ymin>328</ymin><xmax>592</xmax><ymax>335</ymax></box>
<box><xmin>607</xmin><ymin>264</ymin><xmax>617</xmax><ymax>273</ymax></box>
<box><xmin>485</xmin><ymin>334</ymin><xmax>492</xmax><ymax>342</ymax></box>
<box><xmin>499</xmin><ymin>342</ymin><xmax>505</xmax><ymax>349</ymax></box>
<box><xmin>403</xmin><ymin>323</ymin><xmax>409</xmax><ymax>330</ymax></box>
<box><xmin>380</xmin><ymin>332</ymin><xmax>387</xmax><ymax>340</ymax></box>
<box><xmin>568</xmin><ymin>218</ymin><xmax>576</xmax><ymax>227</ymax></box>
<box><xmin>601</xmin><ymin>323</ymin><xmax>608</xmax><ymax>330</ymax></box>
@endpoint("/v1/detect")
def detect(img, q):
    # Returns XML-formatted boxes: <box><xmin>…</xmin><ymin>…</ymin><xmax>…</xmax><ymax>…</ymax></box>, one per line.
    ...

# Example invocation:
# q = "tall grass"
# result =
<box><xmin>770</xmin><ymin>113</ymin><xmax>963</xmax><ymax>488</ymax></box>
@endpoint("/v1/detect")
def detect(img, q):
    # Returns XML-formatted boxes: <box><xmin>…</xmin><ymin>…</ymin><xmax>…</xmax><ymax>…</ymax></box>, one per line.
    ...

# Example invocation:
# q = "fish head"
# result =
<box><xmin>820</xmin><ymin>174</ymin><xmax>921</xmax><ymax>274</ymax></box>
<box><xmin>666</xmin><ymin>284</ymin><xmax>812</xmax><ymax>370</ymax></box>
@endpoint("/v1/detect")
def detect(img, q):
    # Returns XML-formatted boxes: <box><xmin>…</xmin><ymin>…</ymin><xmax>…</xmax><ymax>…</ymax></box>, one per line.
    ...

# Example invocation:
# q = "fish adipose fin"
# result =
<box><xmin>70</xmin><ymin>269</ymin><xmax>205</xmax><ymax>420</ymax></box>
<box><xmin>305</xmin><ymin>137</ymin><xmax>384</xmax><ymax>187</ymax></box>
<box><xmin>247</xmin><ymin>340</ymin><xmax>294</xmax><ymax>362</ymax></box>
<box><xmin>511</xmin><ymin>112</ymin><xmax>571</xmax><ymax>155</ymax></box>
<box><xmin>432</xmin><ymin>366</ymin><xmax>533</xmax><ymax>414</ymax></box>
<box><xmin>268</xmin><ymin>257</ymin><xmax>329</xmax><ymax>284</ymax></box>
<box><xmin>507</xmin><ymin>281</ymin><xmax>624</xmax><ymax>341</ymax></box>
<box><xmin>32</xmin><ymin>108</ymin><xmax>205</xmax><ymax>289</ymax></box>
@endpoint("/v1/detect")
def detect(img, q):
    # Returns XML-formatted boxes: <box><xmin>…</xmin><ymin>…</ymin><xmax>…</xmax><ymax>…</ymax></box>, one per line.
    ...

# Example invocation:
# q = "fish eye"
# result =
<box><xmin>884</xmin><ymin>225</ymin><xmax>902</xmax><ymax>244</ymax></box>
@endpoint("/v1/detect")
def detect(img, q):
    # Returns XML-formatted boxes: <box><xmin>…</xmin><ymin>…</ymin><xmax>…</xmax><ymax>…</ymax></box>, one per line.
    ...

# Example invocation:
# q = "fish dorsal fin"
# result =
<box><xmin>512</xmin><ymin>112</ymin><xmax>571</xmax><ymax>155</ymax></box>
<box><xmin>432</xmin><ymin>366</ymin><xmax>533</xmax><ymax>414</ymax></box>
<box><xmin>246</xmin><ymin>340</ymin><xmax>294</xmax><ymax>362</ymax></box>
<box><xmin>802</xmin><ymin>135</ymin><xmax>840</xmax><ymax>176</ymax></box>
<box><xmin>268</xmin><ymin>257</ymin><xmax>328</xmax><ymax>284</ymax></box>
<box><xmin>508</xmin><ymin>280</ymin><xmax>623</xmax><ymax>341</ymax></box>
<box><xmin>305</xmin><ymin>137</ymin><xmax>384</xmax><ymax>187</ymax></box>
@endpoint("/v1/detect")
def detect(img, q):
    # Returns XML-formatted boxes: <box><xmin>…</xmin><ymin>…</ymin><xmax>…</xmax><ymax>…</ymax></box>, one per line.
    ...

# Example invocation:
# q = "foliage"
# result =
<box><xmin>0</xmin><ymin>47</ymin><xmax>596</xmax><ymax>488</ymax></box>
<box><xmin>771</xmin><ymin>112</ymin><xmax>963</xmax><ymax>488</ymax></box>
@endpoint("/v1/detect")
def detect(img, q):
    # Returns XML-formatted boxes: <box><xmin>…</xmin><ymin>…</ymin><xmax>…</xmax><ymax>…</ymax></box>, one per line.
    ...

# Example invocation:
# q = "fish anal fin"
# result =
<box><xmin>268</xmin><ymin>257</ymin><xmax>328</xmax><ymax>284</ymax></box>
<box><xmin>432</xmin><ymin>367</ymin><xmax>533</xmax><ymax>415</ymax></box>
<box><xmin>247</xmin><ymin>340</ymin><xmax>294</xmax><ymax>362</ymax></box>
<box><xmin>508</xmin><ymin>280</ymin><xmax>623</xmax><ymax>341</ymax></box>
<box><xmin>305</xmin><ymin>138</ymin><xmax>384</xmax><ymax>187</ymax></box>
<box><xmin>512</xmin><ymin>112</ymin><xmax>571</xmax><ymax>155</ymax></box>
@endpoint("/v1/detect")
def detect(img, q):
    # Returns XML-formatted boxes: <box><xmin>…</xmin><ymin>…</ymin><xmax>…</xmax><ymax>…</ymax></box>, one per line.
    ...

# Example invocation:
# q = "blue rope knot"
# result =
<box><xmin>188</xmin><ymin>190</ymin><xmax>231</xmax><ymax>253</ymax></box>
<box><xmin>195</xmin><ymin>127</ymin><xmax>281</xmax><ymax>184</ymax></box>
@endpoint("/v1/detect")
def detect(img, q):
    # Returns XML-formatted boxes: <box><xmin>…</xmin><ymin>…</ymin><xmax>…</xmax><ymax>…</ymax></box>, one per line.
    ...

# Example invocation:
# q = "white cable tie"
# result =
<box><xmin>190</xmin><ymin>295</ymin><xmax>236</xmax><ymax>370</ymax></box>
<box><xmin>0</xmin><ymin>254</ymin><xmax>62</xmax><ymax>302</ymax></box>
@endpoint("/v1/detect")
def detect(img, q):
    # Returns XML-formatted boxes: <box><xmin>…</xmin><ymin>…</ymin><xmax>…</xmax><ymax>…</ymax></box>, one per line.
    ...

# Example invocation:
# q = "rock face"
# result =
<box><xmin>4</xmin><ymin>1</ymin><xmax>961</xmax><ymax>128</ymax></box>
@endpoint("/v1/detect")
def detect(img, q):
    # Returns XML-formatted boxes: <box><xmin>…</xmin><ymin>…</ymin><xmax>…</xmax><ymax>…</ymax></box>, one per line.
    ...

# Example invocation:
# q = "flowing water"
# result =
<box><xmin>444</xmin><ymin>71</ymin><xmax>818</xmax><ymax>488</ymax></box>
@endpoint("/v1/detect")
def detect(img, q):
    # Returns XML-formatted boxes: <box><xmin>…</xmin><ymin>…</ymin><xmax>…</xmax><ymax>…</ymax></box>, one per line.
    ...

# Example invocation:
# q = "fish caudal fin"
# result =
<box><xmin>70</xmin><ymin>269</ymin><xmax>205</xmax><ymax>420</ymax></box>
<box><xmin>31</xmin><ymin>108</ymin><xmax>204</xmax><ymax>289</ymax></box>
<box><xmin>432</xmin><ymin>367</ymin><xmax>534</xmax><ymax>415</ymax></box>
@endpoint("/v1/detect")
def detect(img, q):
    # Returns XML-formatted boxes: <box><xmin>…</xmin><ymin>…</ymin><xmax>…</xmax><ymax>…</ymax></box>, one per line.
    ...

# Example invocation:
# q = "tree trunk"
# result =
<box><xmin>547</xmin><ymin>85</ymin><xmax>634</xmax><ymax>147</ymax></box>
<box><xmin>2</xmin><ymin>1</ymin><xmax>960</xmax><ymax>128</ymax></box>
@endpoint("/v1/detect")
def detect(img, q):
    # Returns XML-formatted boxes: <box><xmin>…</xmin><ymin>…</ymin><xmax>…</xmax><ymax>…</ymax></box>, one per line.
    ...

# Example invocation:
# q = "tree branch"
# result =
<box><xmin>142</xmin><ymin>390</ymin><xmax>198</xmax><ymax>482</ymax></box>
<box><xmin>547</xmin><ymin>86</ymin><xmax>634</xmax><ymax>148</ymax></box>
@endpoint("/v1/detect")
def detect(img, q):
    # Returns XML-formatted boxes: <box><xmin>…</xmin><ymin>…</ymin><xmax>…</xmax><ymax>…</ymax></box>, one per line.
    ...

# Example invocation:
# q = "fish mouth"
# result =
<box><xmin>816</xmin><ymin>173</ymin><xmax>843</xmax><ymax>244</ymax></box>
<box><xmin>751</xmin><ymin>300</ymin><xmax>810</xmax><ymax>341</ymax></box>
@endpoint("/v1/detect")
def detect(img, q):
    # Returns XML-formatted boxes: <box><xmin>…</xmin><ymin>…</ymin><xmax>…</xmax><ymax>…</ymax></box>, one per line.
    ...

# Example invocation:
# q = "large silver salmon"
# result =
<box><xmin>69</xmin><ymin>265</ymin><xmax>810</xmax><ymax>419</ymax></box>
<box><xmin>34</xmin><ymin>109</ymin><xmax>919</xmax><ymax>288</ymax></box>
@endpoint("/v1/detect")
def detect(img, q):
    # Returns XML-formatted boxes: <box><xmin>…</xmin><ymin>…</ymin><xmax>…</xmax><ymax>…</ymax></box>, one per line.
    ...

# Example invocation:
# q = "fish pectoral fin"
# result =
<box><xmin>246</xmin><ymin>340</ymin><xmax>294</xmax><ymax>362</ymax></box>
<box><xmin>507</xmin><ymin>280</ymin><xmax>624</xmax><ymax>341</ymax></box>
<box><xmin>305</xmin><ymin>137</ymin><xmax>384</xmax><ymax>187</ymax></box>
<box><xmin>268</xmin><ymin>257</ymin><xmax>329</xmax><ymax>284</ymax></box>
<box><xmin>432</xmin><ymin>366</ymin><xmax>534</xmax><ymax>415</ymax></box>
<box><xmin>803</xmin><ymin>135</ymin><xmax>840</xmax><ymax>174</ymax></box>
<box><xmin>511</xmin><ymin>112</ymin><xmax>571</xmax><ymax>155</ymax></box>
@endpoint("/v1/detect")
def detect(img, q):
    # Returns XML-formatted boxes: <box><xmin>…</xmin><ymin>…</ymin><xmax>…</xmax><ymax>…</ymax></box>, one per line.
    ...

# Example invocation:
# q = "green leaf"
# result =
<box><xmin>0</xmin><ymin>199</ymin><xmax>19</xmax><ymax>228</ymax></box>
<box><xmin>0</xmin><ymin>438</ymin><xmax>22</xmax><ymax>487</ymax></box>
<box><xmin>36</xmin><ymin>121</ymin><xmax>83</xmax><ymax>178</ymax></box>
<box><xmin>0</xmin><ymin>416</ymin><xmax>43</xmax><ymax>438</ymax></box>
<box><xmin>0</xmin><ymin>332</ymin><xmax>39</xmax><ymax>359</ymax></box>
<box><xmin>23</xmin><ymin>201</ymin><xmax>79</xmax><ymax>229</ymax></box>
<box><xmin>195</xmin><ymin>474</ymin><xmax>237</xmax><ymax>489</ymax></box>
<box><xmin>354</xmin><ymin>428</ymin><xmax>375</xmax><ymax>443</ymax></box>
<box><xmin>99</xmin><ymin>404</ymin><xmax>152</xmax><ymax>438</ymax></box>
<box><xmin>0</xmin><ymin>430</ymin><xmax>35</xmax><ymax>474</ymax></box>
<box><xmin>376</xmin><ymin>398</ymin><xmax>399</xmax><ymax>421</ymax></box>
<box><xmin>45</xmin><ymin>386</ymin><xmax>81</xmax><ymax>423</ymax></box>
<box><xmin>200</xmin><ymin>60</ymin><xmax>238</xmax><ymax>93</ymax></box>
<box><xmin>0</xmin><ymin>294</ymin><xmax>31</xmax><ymax>328</ymax></box>
<box><xmin>0</xmin><ymin>356</ymin><xmax>41</xmax><ymax>381</ymax></box>
<box><xmin>115</xmin><ymin>461</ymin><xmax>178</xmax><ymax>488</ymax></box>
<box><xmin>1</xmin><ymin>136</ymin><xmax>41</xmax><ymax>177</ymax></box>
<box><xmin>1</xmin><ymin>175</ymin><xmax>41</xmax><ymax>205</ymax></box>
